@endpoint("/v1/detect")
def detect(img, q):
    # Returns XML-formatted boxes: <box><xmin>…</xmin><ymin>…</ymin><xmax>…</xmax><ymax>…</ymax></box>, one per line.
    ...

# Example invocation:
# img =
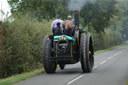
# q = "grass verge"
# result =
<box><xmin>95</xmin><ymin>45</ymin><xmax>121</xmax><ymax>55</ymax></box>
<box><xmin>0</xmin><ymin>69</ymin><xmax>44</xmax><ymax>85</ymax></box>
<box><xmin>0</xmin><ymin>42</ymin><xmax>128</xmax><ymax>85</ymax></box>
<box><xmin>95</xmin><ymin>42</ymin><xmax>128</xmax><ymax>55</ymax></box>
<box><xmin>126</xmin><ymin>81</ymin><xmax>128</xmax><ymax>85</ymax></box>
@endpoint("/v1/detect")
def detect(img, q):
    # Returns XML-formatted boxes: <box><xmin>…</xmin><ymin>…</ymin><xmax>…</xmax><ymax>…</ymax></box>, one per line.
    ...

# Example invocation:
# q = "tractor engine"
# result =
<box><xmin>53</xmin><ymin>35</ymin><xmax>75</xmax><ymax>63</ymax></box>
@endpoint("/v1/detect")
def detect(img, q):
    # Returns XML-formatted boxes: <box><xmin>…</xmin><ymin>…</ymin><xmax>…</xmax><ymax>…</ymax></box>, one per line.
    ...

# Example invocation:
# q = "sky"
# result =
<box><xmin>0</xmin><ymin>0</ymin><xmax>11</xmax><ymax>21</ymax></box>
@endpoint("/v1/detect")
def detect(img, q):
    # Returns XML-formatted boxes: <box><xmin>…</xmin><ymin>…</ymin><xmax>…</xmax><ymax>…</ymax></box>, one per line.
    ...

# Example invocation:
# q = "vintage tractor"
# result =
<box><xmin>42</xmin><ymin>11</ymin><xmax>94</xmax><ymax>73</ymax></box>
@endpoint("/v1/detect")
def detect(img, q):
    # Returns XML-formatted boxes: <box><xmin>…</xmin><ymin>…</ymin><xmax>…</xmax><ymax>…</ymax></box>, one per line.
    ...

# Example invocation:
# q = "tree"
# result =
<box><xmin>80</xmin><ymin>0</ymin><xmax>117</xmax><ymax>32</ymax></box>
<box><xmin>8</xmin><ymin>0</ymin><xmax>70</xmax><ymax>21</ymax></box>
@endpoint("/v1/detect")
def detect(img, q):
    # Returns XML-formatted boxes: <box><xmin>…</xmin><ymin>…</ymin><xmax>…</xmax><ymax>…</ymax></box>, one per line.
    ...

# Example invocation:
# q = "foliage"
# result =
<box><xmin>80</xmin><ymin>0</ymin><xmax>117</xmax><ymax>32</ymax></box>
<box><xmin>92</xmin><ymin>28</ymin><xmax>122</xmax><ymax>51</ymax></box>
<box><xmin>118</xmin><ymin>0</ymin><xmax>128</xmax><ymax>40</ymax></box>
<box><xmin>8</xmin><ymin>0</ymin><xmax>128</xmax><ymax>35</ymax></box>
<box><xmin>0</xmin><ymin>13</ymin><xmax>52</xmax><ymax>78</ymax></box>
<box><xmin>8</xmin><ymin>0</ymin><xmax>70</xmax><ymax>20</ymax></box>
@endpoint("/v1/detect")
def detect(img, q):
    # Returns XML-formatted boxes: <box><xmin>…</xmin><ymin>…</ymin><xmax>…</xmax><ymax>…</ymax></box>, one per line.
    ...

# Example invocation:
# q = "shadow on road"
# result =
<box><xmin>46</xmin><ymin>67</ymin><xmax>82</xmax><ymax>75</ymax></box>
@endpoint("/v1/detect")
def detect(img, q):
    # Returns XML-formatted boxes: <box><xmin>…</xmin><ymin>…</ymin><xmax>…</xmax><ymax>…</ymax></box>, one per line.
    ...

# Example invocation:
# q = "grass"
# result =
<box><xmin>0</xmin><ymin>42</ymin><xmax>128</xmax><ymax>85</ymax></box>
<box><xmin>95</xmin><ymin>45</ymin><xmax>121</xmax><ymax>55</ymax></box>
<box><xmin>126</xmin><ymin>81</ymin><xmax>128</xmax><ymax>85</ymax></box>
<box><xmin>0</xmin><ymin>69</ymin><xmax>44</xmax><ymax>85</ymax></box>
<box><xmin>95</xmin><ymin>42</ymin><xmax>128</xmax><ymax>55</ymax></box>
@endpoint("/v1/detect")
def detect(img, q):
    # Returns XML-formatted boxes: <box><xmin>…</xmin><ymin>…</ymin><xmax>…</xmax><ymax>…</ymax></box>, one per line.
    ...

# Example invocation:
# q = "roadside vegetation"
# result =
<box><xmin>0</xmin><ymin>69</ymin><xmax>44</xmax><ymax>85</ymax></box>
<box><xmin>0</xmin><ymin>0</ymin><xmax>128</xmax><ymax>80</ymax></box>
<box><xmin>0</xmin><ymin>14</ymin><xmax>52</xmax><ymax>78</ymax></box>
<box><xmin>126</xmin><ymin>81</ymin><xmax>128</xmax><ymax>85</ymax></box>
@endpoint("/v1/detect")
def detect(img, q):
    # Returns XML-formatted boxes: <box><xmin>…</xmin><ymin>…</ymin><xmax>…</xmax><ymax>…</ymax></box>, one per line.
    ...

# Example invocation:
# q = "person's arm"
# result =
<box><xmin>60</xmin><ymin>20</ymin><xmax>64</xmax><ymax>32</ymax></box>
<box><xmin>62</xmin><ymin>20</ymin><xmax>65</xmax><ymax>28</ymax></box>
<box><xmin>51</xmin><ymin>21</ymin><xmax>55</xmax><ymax>30</ymax></box>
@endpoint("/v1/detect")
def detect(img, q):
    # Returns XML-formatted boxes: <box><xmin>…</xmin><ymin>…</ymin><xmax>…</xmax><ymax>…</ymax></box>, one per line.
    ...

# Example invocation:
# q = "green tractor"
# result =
<box><xmin>42</xmin><ymin>11</ymin><xmax>94</xmax><ymax>73</ymax></box>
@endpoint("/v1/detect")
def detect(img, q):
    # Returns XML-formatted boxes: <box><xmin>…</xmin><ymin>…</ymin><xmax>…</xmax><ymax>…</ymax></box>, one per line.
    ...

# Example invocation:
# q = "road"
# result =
<box><xmin>15</xmin><ymin>44</ymin><xmax>128</xmax><ymax>85</ymax></box>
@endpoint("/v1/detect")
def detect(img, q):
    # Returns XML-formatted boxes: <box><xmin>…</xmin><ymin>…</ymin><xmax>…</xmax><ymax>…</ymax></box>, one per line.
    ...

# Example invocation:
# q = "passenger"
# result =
<box><xmin>64</xmin><ymin>15</ymin><xmax>75</xmax><ymax>36</ymax></box>
<box><xmin>51</xmin><ymin>15</ymin><xmax>64</xmax><ymax>36</ymax></box>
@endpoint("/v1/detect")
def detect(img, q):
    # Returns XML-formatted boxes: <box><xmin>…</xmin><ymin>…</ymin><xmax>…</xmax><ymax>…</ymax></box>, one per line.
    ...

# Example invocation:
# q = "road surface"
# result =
<box><xmin>15</xmin><ymin>44</ymin><xmax>128</xmax><ymax>85</ymax></box>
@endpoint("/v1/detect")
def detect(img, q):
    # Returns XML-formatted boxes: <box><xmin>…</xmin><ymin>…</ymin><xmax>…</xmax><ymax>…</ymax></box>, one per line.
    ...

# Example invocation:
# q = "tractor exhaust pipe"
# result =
<box><xmin>73</xmin><ymin>11</ymin><xmax>80</xmax><ymax>28</ymax></box>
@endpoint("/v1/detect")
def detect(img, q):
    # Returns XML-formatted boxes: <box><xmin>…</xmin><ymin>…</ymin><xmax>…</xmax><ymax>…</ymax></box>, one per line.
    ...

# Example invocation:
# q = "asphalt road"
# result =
<box><xmin>15</xmin><ymin>44</ymin><xmax>128</xmax><ymax>85</ymax></box>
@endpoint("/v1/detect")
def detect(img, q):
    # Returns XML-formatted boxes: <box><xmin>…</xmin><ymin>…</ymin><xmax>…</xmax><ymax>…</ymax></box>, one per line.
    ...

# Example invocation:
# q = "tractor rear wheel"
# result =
<box><xmin>80</xmin><ymin>33</ymin><xmax>94</xmax><ymax>73</ymax></box>
<box><xmin>43</xmin><ymin>36</ymin><xmax>57</xmax><ymax>73</ymax></box>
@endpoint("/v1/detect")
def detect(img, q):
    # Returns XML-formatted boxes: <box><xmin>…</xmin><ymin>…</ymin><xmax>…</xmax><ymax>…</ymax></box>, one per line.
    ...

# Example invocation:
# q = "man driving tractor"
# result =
<box><xmin>51</xmin><ymin>15</ymin><xmax>64</xmax><ymax>36</ymax></box>
<box><xmin>51</xmin><ymin>15</ymin><xmax>74</xmax><ymax>36</ymax></box>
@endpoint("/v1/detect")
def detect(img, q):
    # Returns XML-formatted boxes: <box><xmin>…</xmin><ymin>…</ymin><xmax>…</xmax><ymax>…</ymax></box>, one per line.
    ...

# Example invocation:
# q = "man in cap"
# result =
<box><xmin>51</xmin><ymin>15</ymin><xmax>64</xmax><ymax>35</ymax></box>
<box><xmin>64</xmin><ymin>15</ymin><xmax>75</xmax><ymax>36</ymax></box>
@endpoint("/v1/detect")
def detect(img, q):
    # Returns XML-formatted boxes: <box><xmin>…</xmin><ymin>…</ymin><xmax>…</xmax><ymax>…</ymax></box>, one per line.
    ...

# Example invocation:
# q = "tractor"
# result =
<box><xmin>42</xmin><ymin>11</ymin><xmax>94</xmax><ymax>73</ymax></box>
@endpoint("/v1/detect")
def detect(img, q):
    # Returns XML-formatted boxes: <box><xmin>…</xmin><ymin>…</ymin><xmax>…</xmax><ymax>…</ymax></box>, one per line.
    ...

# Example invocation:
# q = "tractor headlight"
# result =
<box><xmin>59</xmin><ymin>37</ymin><xmax>67</xmax><ymax>41</ymax></box>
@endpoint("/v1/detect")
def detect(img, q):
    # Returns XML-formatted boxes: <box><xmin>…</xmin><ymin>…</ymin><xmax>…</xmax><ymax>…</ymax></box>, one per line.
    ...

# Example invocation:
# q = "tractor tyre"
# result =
<box><xmin>80</xmin><ymin>33</ymin><xmax>94</xmax><ymax>73</ymax></box>
<box><xmin>43</xmin><ymin>36</ymin><xmax>57</xmax><ymax>73</ymax></box>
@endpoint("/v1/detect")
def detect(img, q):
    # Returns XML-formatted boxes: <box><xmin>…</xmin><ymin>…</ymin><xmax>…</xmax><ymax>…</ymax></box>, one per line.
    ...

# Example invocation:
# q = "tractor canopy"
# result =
<box><xmin>54</xmin><ymin>35</ymin><xmax>75</xmax><ymax>44</ymax></box>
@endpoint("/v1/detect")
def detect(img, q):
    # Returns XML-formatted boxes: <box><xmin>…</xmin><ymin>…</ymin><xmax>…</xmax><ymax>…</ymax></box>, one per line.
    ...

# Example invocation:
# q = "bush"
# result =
<box><xmin>92</xmin><ymin>28</ymin><xmax>122</xmax><ymax>51</ymax></box>
<box><xmin>0</xmin><ymin>14</ymin><xmax>52</xmax><ymax>78</ymax></box>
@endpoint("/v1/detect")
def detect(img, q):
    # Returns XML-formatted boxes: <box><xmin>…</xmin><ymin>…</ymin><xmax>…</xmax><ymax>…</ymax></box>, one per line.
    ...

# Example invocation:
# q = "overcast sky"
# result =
<box><xmin>0</xmin><ymin>0</ymin><xmax>11</xmax><ymax>21</ymax></box>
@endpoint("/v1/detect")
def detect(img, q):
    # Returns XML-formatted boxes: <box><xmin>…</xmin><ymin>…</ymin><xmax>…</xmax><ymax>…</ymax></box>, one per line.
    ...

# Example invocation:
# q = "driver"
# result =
<box><xmin>51</xmin><ymin>15</ymin><xmax>64</xmax><ymax>36</ymax></box>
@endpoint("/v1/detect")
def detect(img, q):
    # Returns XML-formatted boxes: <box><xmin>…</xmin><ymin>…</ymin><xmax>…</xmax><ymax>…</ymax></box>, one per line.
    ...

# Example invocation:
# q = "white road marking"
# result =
<box><xmin>100</xmin><ymin>51</ymin><xmax>124</xmax><ymax>65</ymax></box>
<box><xmin>113</xmin><ymin>52</ymin><xmax>122</xmax><ymax>57</ymax></box>
<box><xmin>67</xmin><ymin>50</ymin><xmax>125</xmax><ymax>85</ymax></box>
<box><xmin>123</xmin><ymin>49</ymin><xmax>128</xmax><ymax>52</ymax></box>
<box><xmin>108</xmin><ymin>57</ymin><xmax>113</xmax><ymax>60</ymax></box>
<box><xmin>67</xmin><ymin>75</ymin><xmax>84</xmax><ymax>85</ymax></box>
<box><xmin>100</xmin><ymin>60</ymin><xmax>107</xmax><ymax>65</ymax></box>
<box><xmin>93</xmin><ymin>65</ymin><xmax>98</xmax><ymax>69</ymax></box>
